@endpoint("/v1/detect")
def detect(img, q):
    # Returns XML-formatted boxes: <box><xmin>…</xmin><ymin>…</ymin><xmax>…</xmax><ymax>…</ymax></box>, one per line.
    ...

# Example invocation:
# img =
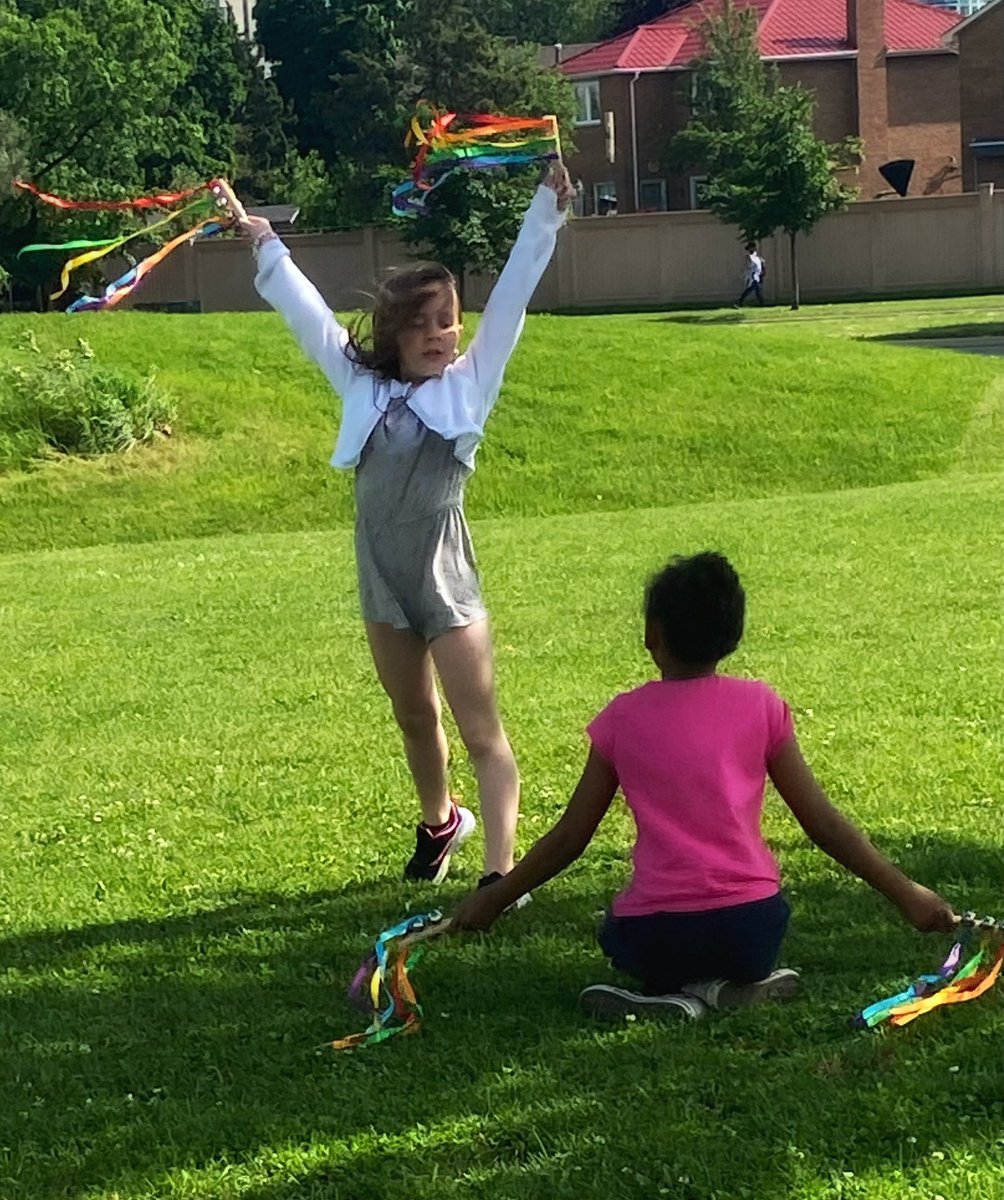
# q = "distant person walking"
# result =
<box><xmin>735</xmin><ymin>242</ymin><xmax>766</xmax><ymax>308</ymax></box>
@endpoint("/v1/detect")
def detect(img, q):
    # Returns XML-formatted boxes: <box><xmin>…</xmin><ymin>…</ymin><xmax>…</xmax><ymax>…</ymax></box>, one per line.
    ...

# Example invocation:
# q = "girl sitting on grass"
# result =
<box><xmin>452</xmin><ymin>551</ymin><xmax>956</xmax><ymax>1020</ymax></box>
<box><xmin>238</xmin><ymin>164</ymin><xmax>573</xmax><ymax>891</ymax></box>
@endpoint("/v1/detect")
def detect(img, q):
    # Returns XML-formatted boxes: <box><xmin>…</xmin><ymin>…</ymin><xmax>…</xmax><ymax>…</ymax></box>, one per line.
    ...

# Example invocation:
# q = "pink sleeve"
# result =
<box><xmin>587</xmin><ymin>697</ymin><xmax>618</xmax><ymax>767</ymax></box>
<box><xmin>765</xmin><ymin>687</ymin><xmax>795</xmax><ymax>760</ymax></box>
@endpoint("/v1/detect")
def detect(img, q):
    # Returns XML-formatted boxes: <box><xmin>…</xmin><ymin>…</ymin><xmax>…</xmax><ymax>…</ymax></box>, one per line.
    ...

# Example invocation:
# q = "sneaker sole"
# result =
<box><xmin>579</xmin><ymin>985</ymin><xmax>705</xmax><ymax>1022</ymax></box>
<box><xmin>710</xmin><ymin>969</ymin><xmax>801</xmax><ymax>1010</ymax></box>
<box><xmin>428</xmin><ymin>805</ymin><xmax>476</xmax><ymax>885</ymax></box>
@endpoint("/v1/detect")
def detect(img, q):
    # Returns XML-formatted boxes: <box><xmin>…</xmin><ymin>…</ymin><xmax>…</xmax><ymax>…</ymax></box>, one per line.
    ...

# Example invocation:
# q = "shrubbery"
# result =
<box><xmin>0</xmin><ymin>331</ymin><xmax>176</xmax><ymax>471</ymax></box>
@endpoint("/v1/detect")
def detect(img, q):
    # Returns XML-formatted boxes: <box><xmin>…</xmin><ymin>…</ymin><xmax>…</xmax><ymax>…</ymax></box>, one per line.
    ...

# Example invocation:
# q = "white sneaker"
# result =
<box><xmin>578</xmin><ymin>984</ymin><xmax>707</xmax><ymax>1022</ymax></box>
<box><xmin>682</xmin><ymin>968</ymin><xmax>801</xmax><ymax>1010</ymax></box>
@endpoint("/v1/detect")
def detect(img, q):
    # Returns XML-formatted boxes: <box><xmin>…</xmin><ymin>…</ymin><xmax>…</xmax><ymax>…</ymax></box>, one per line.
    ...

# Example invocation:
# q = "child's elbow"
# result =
<box><xmin>549</xmin><ymin>822</ymin><xmax>592</xmax><ymax>865</ymax></box>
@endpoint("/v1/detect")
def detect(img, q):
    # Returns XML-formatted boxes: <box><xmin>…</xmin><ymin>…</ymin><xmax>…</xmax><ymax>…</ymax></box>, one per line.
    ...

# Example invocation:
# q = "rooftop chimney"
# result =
<box><xmin>849</xmin><ymin>0</ymin><xmax>890</xmax><ymax>191</ymax></box>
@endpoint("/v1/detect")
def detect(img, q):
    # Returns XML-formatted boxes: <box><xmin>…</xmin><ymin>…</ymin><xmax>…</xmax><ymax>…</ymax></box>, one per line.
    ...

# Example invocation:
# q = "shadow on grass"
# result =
<box><xmin>655</xmin><ymin>312</ymin><xmax>747</xmax><ymax>326</ymax></box>
<box><xmin>2</xmin><ymin>835</ymin><xmax>1001</xmax><ymax>1200</ymax></box>
<box><xmin>867</xmin><ymin>322</ymin><xmax>1004</xmax><ymax>343</ymax></box>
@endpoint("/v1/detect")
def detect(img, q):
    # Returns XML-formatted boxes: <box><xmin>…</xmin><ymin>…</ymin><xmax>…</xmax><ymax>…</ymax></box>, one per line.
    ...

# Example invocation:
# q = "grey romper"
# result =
<box><xmin>355</xmin><ymin>389</ymin><xmax>486</xmax><ymax>641</ymax></box>
<box><xmin>252</xmin><ymin>186</ymin><xmax>566</xmax><ymax>639</ymax></box>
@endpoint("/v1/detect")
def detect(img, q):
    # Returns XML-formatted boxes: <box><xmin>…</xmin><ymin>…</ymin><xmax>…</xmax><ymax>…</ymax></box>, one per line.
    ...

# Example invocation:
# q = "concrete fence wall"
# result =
<box><xmin>123</xmin><ymin>185</ymin><xmax>1004</xmax><ymax>315</ymax></box>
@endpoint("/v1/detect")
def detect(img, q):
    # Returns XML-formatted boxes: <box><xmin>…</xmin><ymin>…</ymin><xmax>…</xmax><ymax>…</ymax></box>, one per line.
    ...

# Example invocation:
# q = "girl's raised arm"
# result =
<box><xmin>246</xmin><ymin>215</ymin><xmax>359</xmax><ymax>399</ymax></box>
<box><xmin>454</xmin><ymin>163</ymin><xmax>572</xmax><ymax>417</ymax></box>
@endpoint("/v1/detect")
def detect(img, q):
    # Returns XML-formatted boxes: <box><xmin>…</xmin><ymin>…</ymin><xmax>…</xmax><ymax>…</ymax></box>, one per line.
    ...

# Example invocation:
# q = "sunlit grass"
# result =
<box><xmin>0</xmin><ymin>297</ymin><xmax>1001</xmax><ymax>1199</ymax></box>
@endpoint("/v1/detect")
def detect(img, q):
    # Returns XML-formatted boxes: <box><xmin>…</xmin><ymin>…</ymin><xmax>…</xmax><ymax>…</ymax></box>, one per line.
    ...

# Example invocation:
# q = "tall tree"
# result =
<box><xmin>668</xmin><ymin>0</ymin><xmax>859</xmax><ymax>308</ymax></box>
<box><xmin>254</xmin><ymin>0</ymin><xmax>412</xmax><ymax>174</ymax></box>
<box><xmin>257</xmin><ymin>0</ymin><xmax>575</xmax><ymax>284</ymax></box>
<box><xmin>0</xmin><ymin>0</ymin><xmax>289</xmax><ymax>298</ymax></box>
<box><xmin>473</xmin><ymin>0</ymin><xmax>614</xmax><ymax>44</ymax></box>
<box><xmin>394</xmin><ymin>0</ymin><xmax>574</xmax><ymax>289</ymax></box>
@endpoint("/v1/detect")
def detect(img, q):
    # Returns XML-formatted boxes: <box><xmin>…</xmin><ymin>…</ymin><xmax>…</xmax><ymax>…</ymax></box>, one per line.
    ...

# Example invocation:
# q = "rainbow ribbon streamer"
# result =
<box><xmin>332</xmin><ymin>910</ymin><xmax>450</xmax><ymax>1050</ymax></box>
<box><xmin>854</xmin><ymin>913</ymin><xmax>1003</xmax><ymax>1029</ymax></box>
<box><xmin>391</xmin><ymin>109</ymin><xmax>561</xmax><ymax>217</ymax></box>
<box><xmin>14</xmin><ymin>179</ymin><xmax>238</xmax><ymax>311</ymax></box>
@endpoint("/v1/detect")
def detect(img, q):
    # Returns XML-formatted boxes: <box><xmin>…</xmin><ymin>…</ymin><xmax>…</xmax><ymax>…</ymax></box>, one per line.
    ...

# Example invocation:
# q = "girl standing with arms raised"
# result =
<box><xmin>239</xmin><ymin>164</ymin><xmax>573</xmax><ymax>888</ymax></box>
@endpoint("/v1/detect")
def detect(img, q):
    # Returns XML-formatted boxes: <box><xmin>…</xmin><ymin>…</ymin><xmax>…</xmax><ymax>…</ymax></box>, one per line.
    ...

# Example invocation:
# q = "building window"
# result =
<box><xmin>575</xmin><ymin>81</ymin><xmax>601</xmax><ymax>126</ymax></box>
<box><xmin>639</xmin><ymin>179</ymin><xmax>667</xmax><ymax>211</ymax></box>
<box><xmin>689</xmin><ymin>175</ymin><xmax>709</xmax><ymax>210</ymax></box>
<box><xmin>593</xmin><ymin>182</ymin><xmax>618</xmax><ymax>215</ymax></box>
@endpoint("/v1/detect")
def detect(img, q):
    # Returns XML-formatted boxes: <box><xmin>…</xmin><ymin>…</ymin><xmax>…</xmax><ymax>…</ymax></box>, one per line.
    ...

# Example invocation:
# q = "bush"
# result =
<box><xmin>0</xmin><ymin>332</ymin><xmax>176</xmax><ymax>471</ymax></box>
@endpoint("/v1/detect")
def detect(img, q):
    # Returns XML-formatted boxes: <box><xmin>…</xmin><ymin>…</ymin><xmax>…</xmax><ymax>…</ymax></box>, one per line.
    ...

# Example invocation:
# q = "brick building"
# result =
<box><xmin>558</xmin><ymin>0</ymin><xmax>965</xmax><ymax>214</ymax></box>
<box><xmin>952</xmin><ymin>0</ymin><xmax>1004</xmax><ymax>187</ymax></box>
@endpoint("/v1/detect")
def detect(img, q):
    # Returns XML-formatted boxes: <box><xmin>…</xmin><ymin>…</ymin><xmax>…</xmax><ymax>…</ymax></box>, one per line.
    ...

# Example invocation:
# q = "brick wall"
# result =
<box><xmin>850</xmin><ymin>0</ymin><xmax>890</xmax><ymax>192</ymax></box>
<box><xmin>565</xmin><ymin>47</ymin><xmax>964</xmax><ymax>212</ymax></box>
<box><xmin>958</xmin><ymin>1</ymin><xmax>1004</xmax><ymax>189</ymax></box>
<box><xmin>568</xmin><ymin>75</ymin><xmax>632</xmax><ymax>214</ymax></box>
<box><xmin>568</xmin><ymin>64</ymin><xmax>871</xmax><ymax>213</ymax></box>
<box><xmin>886</xmin><ymin>55</ymin><xmax>963</xmax><ymax>196</ymax></box>
<box><xmin>779</xmin><ymin>60</ymin><xmax>858</xmax><ymax>145</ymax></box>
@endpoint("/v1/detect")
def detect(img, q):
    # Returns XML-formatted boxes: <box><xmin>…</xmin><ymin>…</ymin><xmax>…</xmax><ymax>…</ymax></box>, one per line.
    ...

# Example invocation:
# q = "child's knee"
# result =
<box><xmin>394</xmin><ymin>702</ymin><xmax>441</xmax><ymax>741</ymax></box>
<box><xmin>459</xmin><ymin>719</ymin><xmax>508</xmax><ymax>763</ymax></box>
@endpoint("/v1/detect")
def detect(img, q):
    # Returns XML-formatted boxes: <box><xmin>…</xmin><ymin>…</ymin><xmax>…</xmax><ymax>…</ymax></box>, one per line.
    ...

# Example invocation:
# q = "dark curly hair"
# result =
<box><xmin>645</xmin><ymin>551</ymin><xmax>746</xmax><ymax>666</ymax></box>
<box><xmin>346</xmin><ymin>262</ymin><xmax>460</xmax><ymax>382</ymax></box>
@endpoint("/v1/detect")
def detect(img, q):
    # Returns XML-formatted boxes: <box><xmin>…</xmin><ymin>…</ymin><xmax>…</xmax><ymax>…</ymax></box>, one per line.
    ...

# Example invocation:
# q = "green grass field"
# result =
<box><xmin>1</xmin><ymin>297</ymin><xmax>1002</xmax><ymax>1199</ymax></box>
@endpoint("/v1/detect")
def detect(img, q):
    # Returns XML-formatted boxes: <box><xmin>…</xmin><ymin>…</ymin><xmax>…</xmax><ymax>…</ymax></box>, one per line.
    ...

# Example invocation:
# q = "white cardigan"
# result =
<box><xmin>254</xmin><ymin>186</ymin><xmax>568</xmax><ymax>470</ymax></box>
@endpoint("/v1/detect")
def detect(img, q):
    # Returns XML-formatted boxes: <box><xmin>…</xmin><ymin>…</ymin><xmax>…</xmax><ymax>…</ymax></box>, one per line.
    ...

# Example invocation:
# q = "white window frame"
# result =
<box><xmin>574</xmin><ymin>80</ymin><xmax>601</xmax><ymax>126</ymax></box>
<box><xmin>689</xmin><ymin>175</ymin><xmax>709</xmax><ymax>210</ymax></box>
<box><xmin>639</xmin><ymin>178</ymin><xmax>668</xmax><ymax>211</ymax></box>
<box><xmin>592</xmin><ymin>181</ymin><xmax>617</xmax><ymax>215</ymax></box>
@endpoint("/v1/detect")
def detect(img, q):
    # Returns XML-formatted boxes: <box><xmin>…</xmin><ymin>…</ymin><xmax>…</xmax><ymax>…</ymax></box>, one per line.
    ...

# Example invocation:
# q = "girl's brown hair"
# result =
<box><xmin>347</xmin><ymin>262</ymin><xmax>460</xmax><ymax>382</ymax></box>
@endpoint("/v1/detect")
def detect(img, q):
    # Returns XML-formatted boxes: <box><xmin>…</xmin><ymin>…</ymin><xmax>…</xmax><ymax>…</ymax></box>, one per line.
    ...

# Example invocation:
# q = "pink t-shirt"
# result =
<box><xmin>587</xmin><ymin>674</ymin><xmax>794</xmax><ymax>917</ymax></box>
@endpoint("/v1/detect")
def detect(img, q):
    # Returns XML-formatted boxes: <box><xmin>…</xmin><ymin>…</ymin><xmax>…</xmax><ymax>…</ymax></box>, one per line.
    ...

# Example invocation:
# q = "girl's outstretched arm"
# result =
<box><xmin>242</xmin><ymin>214</ymin><xmax>358</xmax><ymax>398</ymax></box>
<box><xmin>767</xmin><ymin>737</ymin><xmax>956</xmax><ymax>933</ymax></box>
<box><xmin>454</xmin><ymin>162</ymin><xmax>573</xmax><ymax>417</ymax></box>
<box><xmin>452</xmin><ymin>746</ymin><xmax>618</xmax><ymax>931</ymax></box>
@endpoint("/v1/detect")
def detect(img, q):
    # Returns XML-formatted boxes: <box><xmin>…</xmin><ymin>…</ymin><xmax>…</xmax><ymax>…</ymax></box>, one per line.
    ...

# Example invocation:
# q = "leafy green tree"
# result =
<box><xmin>0</xmin><ymin>108</ymin><xmax>28</xmax><ymax>191</ymax></box>
<box><xmin>474</xmin><ymin>0</ymin><xmax>614</xmax><ymax>43</ymax></box>
<box><xmin>254</xmin><ymin>0</ymin><xmax>412</xmax><ymax>173</ymax></box>
<box><xmin>668</xmin><ymin>0</ymin><xmax>860</xmax><ymax>308</ymax></box>
<box><xmin>257</xmin><ymin>0</ymin><xmax>574</xmax><ymax>281</ymax></box>
<box><xmin>395</xmin><ymin>0</ymin><xmax>574</xmax><ymax>291</ymax></box>
<box><xmin>0</xmin><ymin>0</ymin><xmax>289</xmax><ymax>302</ymax></box>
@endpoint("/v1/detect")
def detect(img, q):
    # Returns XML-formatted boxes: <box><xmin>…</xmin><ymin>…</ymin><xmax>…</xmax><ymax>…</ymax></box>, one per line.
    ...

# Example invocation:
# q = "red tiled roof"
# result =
<box><xmin>560</xmin><ymin>0</ymin><xmax>960</xmax><ymax>74</ymax></box>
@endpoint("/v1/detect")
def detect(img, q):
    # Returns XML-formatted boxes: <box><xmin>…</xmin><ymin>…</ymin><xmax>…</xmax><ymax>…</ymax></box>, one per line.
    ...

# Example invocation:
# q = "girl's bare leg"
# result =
<box><xmin>365</xmin><ymin>622</ymin><xmax>452</xmax><ymax>827</ymax></box>
<box><xmin>431</xmin><ymin>620</ymin><xmax>518</xmax><ymax>876</ymax></box>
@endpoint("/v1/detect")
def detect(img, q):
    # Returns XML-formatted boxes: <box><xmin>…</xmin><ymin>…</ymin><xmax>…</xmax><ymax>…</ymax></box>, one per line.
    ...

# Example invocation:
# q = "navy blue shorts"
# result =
<box><xmin>598</xmin><ymin>892</ymin><xmax>790</xmax><ymax>995</ymax></box>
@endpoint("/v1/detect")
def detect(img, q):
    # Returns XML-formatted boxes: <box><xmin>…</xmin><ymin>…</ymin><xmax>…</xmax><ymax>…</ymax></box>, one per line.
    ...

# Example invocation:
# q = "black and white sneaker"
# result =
<box><xmin>403</xmin><ymin>801</ymin><xmax>475</xmax><ymax>884</ymax></box>
<box><xmin>682</xmin><ymin>968</ymin><xmax>800</xmax><ymax>1010</ymax></box>
<box><xmin>478</xmin><ymin>871</ymin><xmax>532</xmax><ymax>911</ymax></box>
<box><xmin>579</xmin><ymin>985</ymin><xmax>707</xmax><ymax>1022</ymax></box>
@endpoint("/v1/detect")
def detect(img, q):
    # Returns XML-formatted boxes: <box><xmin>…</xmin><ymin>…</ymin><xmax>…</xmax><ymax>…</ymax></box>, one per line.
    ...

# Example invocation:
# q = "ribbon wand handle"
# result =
<box><xmin>954</xmin><ymin>911</ymin><xmax>1002</xmax><ymax>935</ymax></box>
<box><xmin>209</xmin><ymin>178</ymin><xmax>248</xmax><ymax>225</ymax></box>
<box><xmin>397</xmin><ymin>915</ymin><xmax>454</xmax><ymax>953</ymax></box>
<box><xmin>545</xmin><ymin>113</ymin><xmax>562</xmax><ymax>162</ymax></box>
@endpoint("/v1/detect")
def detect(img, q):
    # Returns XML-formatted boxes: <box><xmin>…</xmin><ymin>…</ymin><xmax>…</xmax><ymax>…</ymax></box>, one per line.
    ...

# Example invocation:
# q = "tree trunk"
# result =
<box><xmin>789</xmin><ymin>230</ymin><xmax>800</xmax><ymax>311</ymax></box>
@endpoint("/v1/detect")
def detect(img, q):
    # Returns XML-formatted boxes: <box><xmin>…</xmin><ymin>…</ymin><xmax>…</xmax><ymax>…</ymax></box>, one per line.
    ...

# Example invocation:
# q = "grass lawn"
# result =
<box><xmin>1</xmin><ymin>296</ymin><xmax>1002</xmax><ymax>1199</ymax></box>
